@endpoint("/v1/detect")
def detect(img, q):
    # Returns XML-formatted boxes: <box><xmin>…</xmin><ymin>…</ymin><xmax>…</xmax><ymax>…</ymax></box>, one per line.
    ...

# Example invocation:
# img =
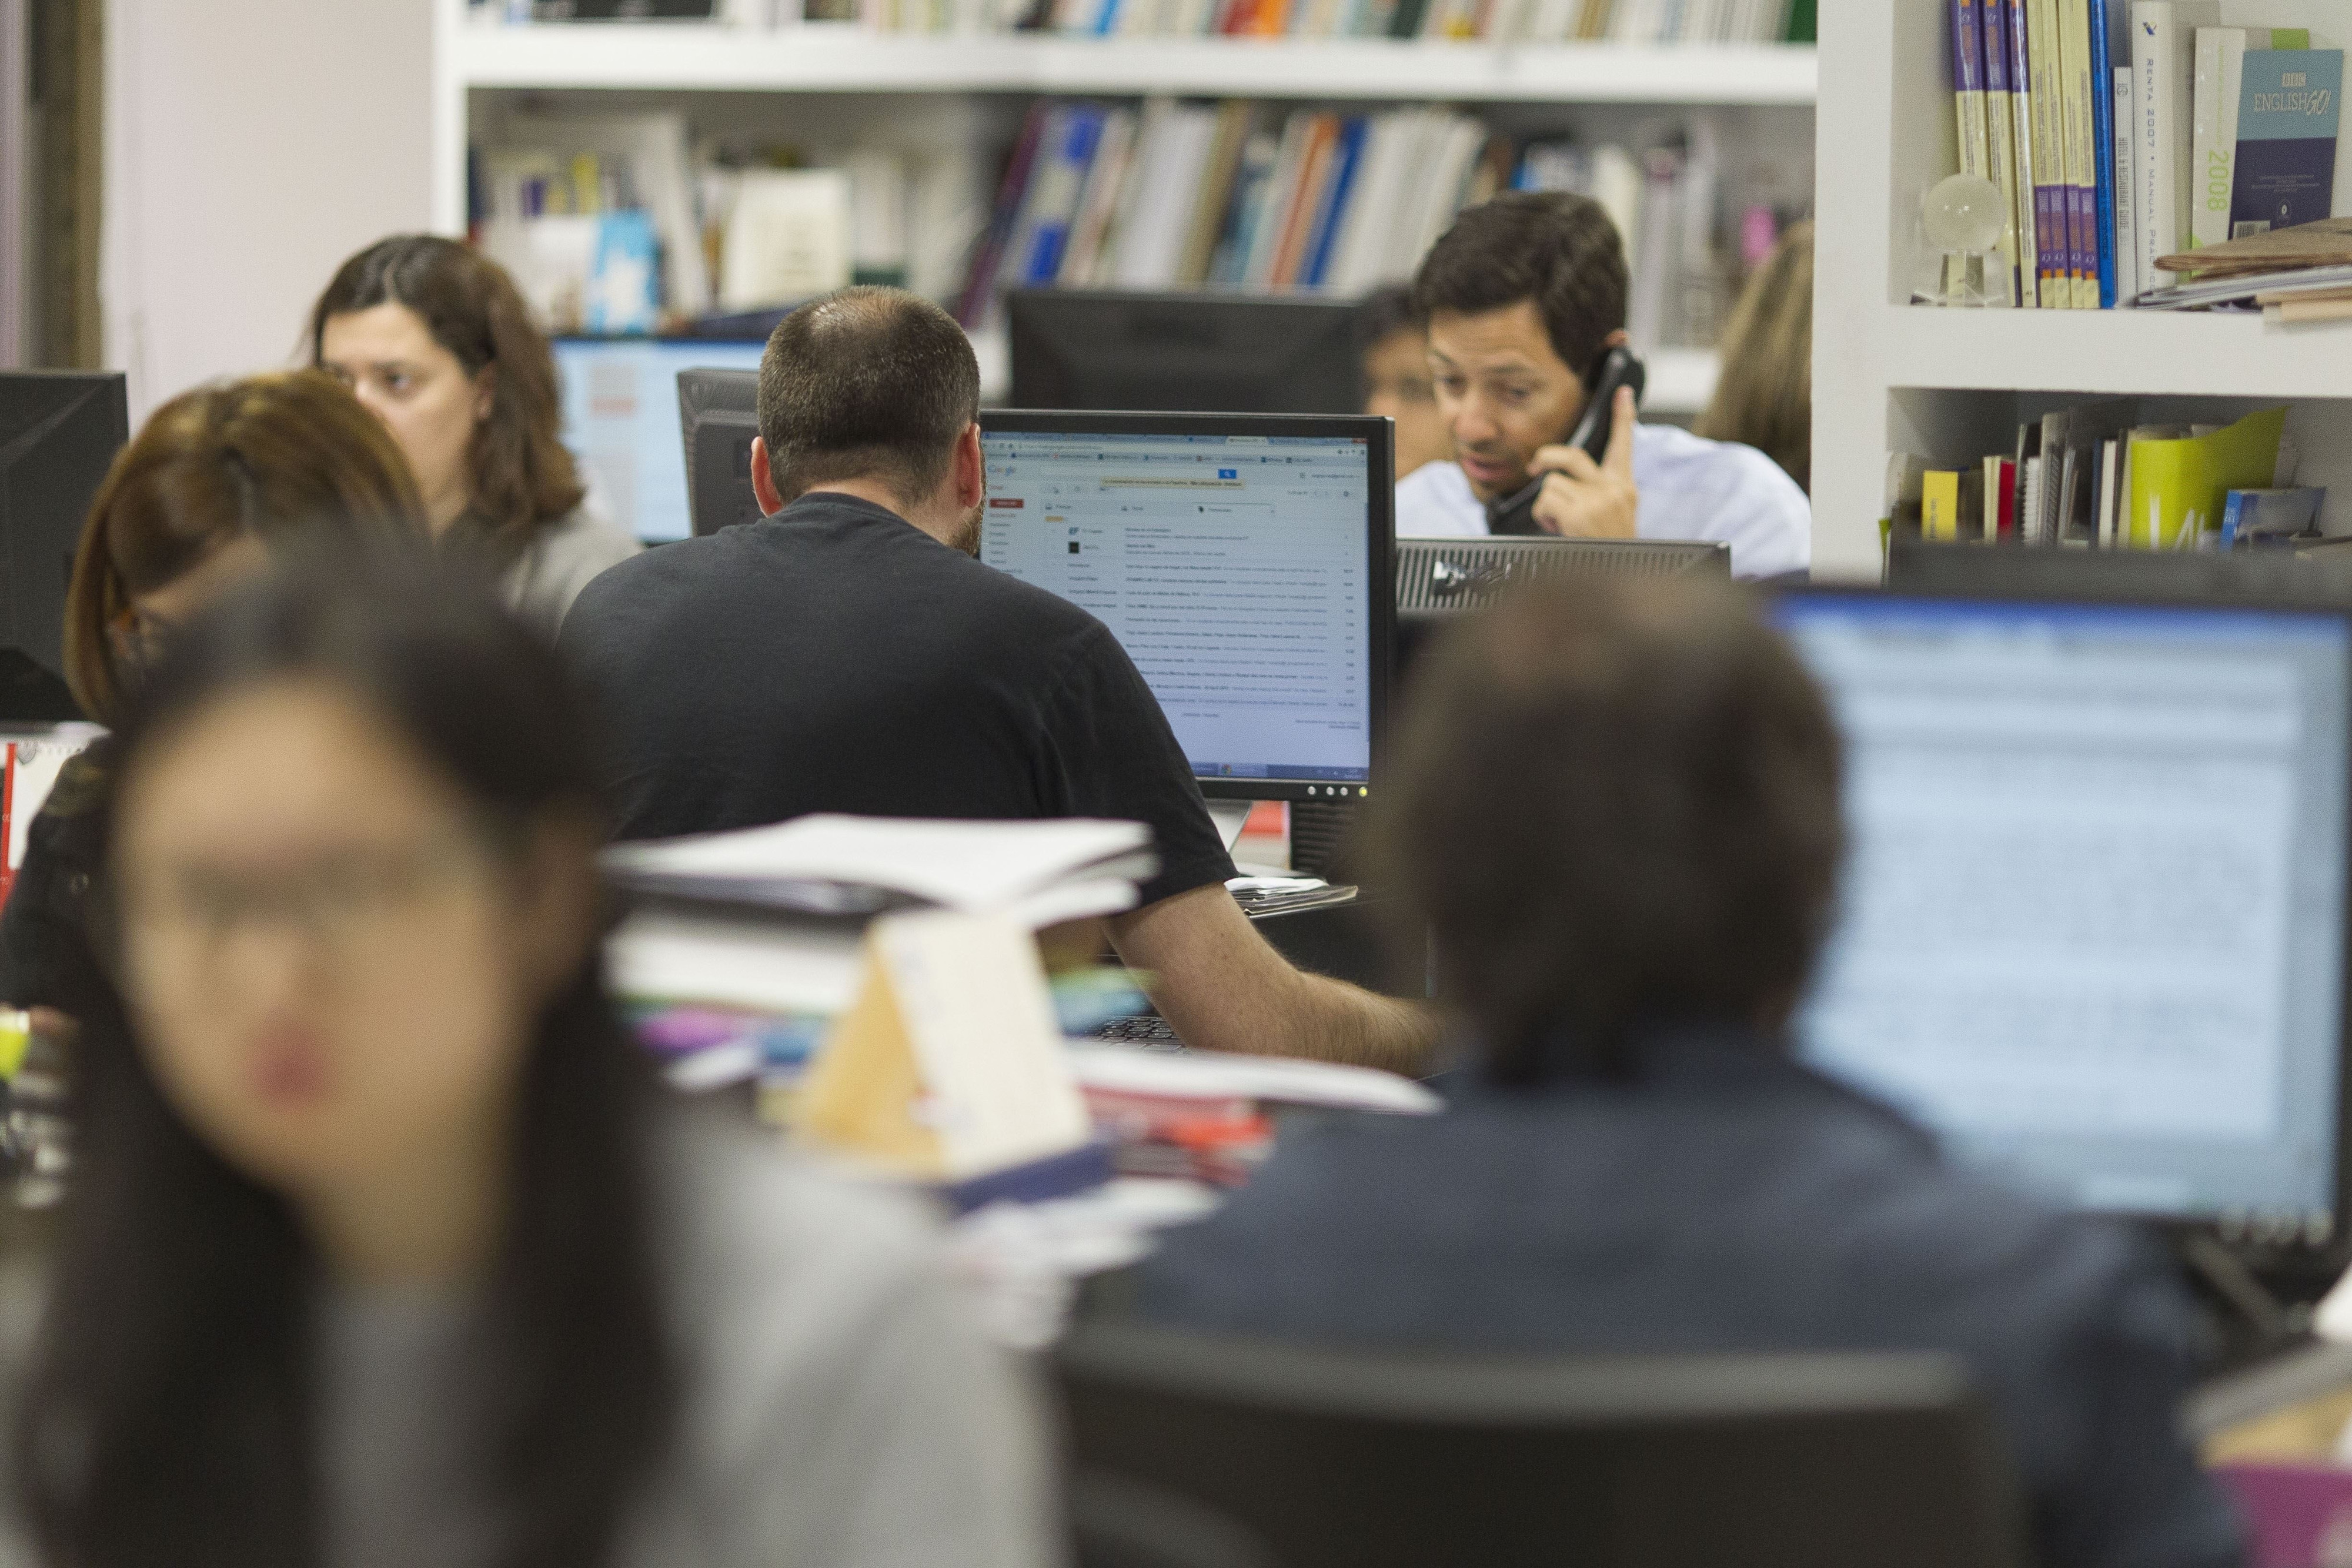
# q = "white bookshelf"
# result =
<box><xmin>433</xmin><ymin>0</ymin><xmax>1809</xmax><ymax>410</ymax></box>
<box><xmin>1813</xmin><ymin>0</ymin><xmax>2352</xmax><ymax>580</ymax></box>
<box><xmin>445</xmin><ymin>24</ymin><xmax>1818</xmax><ymax>102</ymax></box>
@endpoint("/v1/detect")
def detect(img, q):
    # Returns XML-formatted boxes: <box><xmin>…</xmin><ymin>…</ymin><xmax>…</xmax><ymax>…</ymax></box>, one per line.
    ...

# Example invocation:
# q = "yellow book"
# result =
<box><xmin>1922</xmin><ymin>469</ymin><xmax>1964</xmax><ymax>542</ymax></box>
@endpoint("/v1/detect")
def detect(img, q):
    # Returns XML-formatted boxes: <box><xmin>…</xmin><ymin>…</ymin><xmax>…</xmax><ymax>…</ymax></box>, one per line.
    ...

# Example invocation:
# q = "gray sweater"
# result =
<box><xmin>502</xmin><ymin>504</ymin><xmax>642</xmax><ymax>637</ymax></box>
<box><xmin>0</xmin><ymin>1105</ymin><xmax>1059</xmax><ymax>1568</ymax></box>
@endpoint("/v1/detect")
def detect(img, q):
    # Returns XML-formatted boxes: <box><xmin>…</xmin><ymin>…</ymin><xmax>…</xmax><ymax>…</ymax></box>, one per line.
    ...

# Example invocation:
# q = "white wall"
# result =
<box><xmin>103</xmin><ymin>0</ymin><xmax>434</xmax><ymax>420</ymax></box>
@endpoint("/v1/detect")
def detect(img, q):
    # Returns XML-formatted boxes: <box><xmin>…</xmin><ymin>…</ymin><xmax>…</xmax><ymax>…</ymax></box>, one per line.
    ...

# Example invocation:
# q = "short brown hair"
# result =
<box><xmin>308</xmin><ymin>235</ymin><xmax>584</xmax><ymax>566</ymax></box>
<box><xmin>62</xmin><ymin>370</ymin><xmax>428</xmax><ymax>722</ymax></box>
<box><xmin>1364</xmin><ymin>576</ymin><xmax>1844</xmax><ymax>1080</ymax></box>
<box><xmin>1411</xmin><ymin>192</ymin><xmax>1629</xmax><ymax>380</ymax></box>
<box><xmin>1695</xmin><ymin>220</ymin><xmax>1813</xmax><ymax>493</ymax></box>
<box><xmin>756</xmin><ymin>287</ymin><xmax>980</xmax><ymax>509</ymax></box>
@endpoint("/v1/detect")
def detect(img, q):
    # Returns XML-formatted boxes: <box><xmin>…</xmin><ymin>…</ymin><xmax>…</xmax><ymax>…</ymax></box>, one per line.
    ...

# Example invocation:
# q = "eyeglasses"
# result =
<box><xmin>121</xmin><ymin>835</ymin><xmax>490</xmax><ymax>959</ymax></box>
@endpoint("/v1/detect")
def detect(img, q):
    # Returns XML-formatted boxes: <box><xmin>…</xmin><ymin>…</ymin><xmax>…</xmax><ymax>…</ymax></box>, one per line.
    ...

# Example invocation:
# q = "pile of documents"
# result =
<box><xmin>2145</xmin><ymin>218</ymin><xmax>2352</xmax><ymax>319</ymax></box>
<box><xmin>606</xmin><ymin>813</ymin><xmax>1158</xmax><ymax>1089</ymax></box>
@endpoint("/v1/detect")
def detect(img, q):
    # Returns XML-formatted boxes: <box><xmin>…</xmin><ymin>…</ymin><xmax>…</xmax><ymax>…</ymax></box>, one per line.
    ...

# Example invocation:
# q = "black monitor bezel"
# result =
<box><xmin>978</xmin><ymin>409</ymin><xmax>1395</xmax><ymax>804</ymax></box>
<box><xmin>1005</xmin><ymin>289</ymin><xmax>1367</xmax><ymax>415</ymax></box>
<box><xmin>1773</xmin><ymin>579</ymin><xmax>2352</xmax><ymax>1242</ymax></box>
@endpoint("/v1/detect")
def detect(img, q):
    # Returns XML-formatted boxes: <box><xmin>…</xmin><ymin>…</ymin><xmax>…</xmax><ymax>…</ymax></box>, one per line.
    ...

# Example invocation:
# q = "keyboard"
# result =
<box><xmin>1087</xmin><ymin>1014</ymin><xmax>1181</xmax><ymax>1044</ymax></box>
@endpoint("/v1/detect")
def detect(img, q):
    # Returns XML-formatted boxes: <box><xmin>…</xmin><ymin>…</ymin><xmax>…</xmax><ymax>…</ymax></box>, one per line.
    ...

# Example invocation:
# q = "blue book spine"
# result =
<box><xmin>1021</xmin><ymin>108</ymin><xmax>1105</xmax><ymax>285</ymax></box>
<box><xmin>2087</xmin><ymin>0</ymin><xmax>2116</xmax><ymax>306</ymax></box>
<box><xmin>1302</xmin><ymin>118</ymin><xmax>1369</xmax><ymax>288</ymax></box>
<box><xmin>2232</xmin><ymin>50</ymin><xmax>2346</xmax><ymax>236</ymax></box>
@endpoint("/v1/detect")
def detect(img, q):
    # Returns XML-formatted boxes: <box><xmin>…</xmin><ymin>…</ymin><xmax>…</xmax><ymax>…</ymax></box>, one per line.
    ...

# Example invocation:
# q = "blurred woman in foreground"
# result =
<box><xmin>8</xmin><ymin>562</ymin><xmax>1052</xmax><ymax>1568</ymax></box>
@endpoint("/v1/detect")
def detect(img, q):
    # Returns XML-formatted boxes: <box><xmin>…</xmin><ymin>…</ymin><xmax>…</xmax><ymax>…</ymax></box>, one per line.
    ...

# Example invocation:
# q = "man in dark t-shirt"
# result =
<box><xmin>562</xmin><ymin>287</ymin><xmax>1432</xmax><ymax>1073</ymax></box>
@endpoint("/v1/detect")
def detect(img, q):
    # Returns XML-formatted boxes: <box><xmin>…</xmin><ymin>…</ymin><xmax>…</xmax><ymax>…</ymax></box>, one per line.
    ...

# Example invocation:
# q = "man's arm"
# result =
<box><xmin>1106</xmin><ymin>884</ymin><xmax>1438</xmax><ymax>1077</ymax></box>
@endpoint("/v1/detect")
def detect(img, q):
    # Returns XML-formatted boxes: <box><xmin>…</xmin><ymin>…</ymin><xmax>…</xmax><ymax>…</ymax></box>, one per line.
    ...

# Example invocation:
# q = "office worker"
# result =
<box><xmin>560</xmin><ymin>287</ymin><xmax>1435</xmax><ymax>1076</ymax></box>
<box><xmin>1136</xmin><ymin>576</ymin><xmax>2241</xmax><ymax>1568</ymax></box>
<box><xmin>310</xmin><ymin>235</ymin><xmax>640</xmax><ymax>634</ymax></box>
<box><xmin>1396</xmin><ymin>192</ymin><xmax>1812</xmax><ymax>579</ymax></box>
<box><xmin>0</xmin><ymin>371</ymin><xmax>430</xmax><ymax>1038</ymax></box>
<box><xmin>1695</xmin><ymin>219</ymin><xmax>1814</xmax><ymax>495</ymax></box>
<box><xmin>1355</xmin><ymin>285</ymin><xmax>1449</xmax><ymax>483</ymax></box>
<box><xmin>5</xmin><ymin>562</ymin><xmax>1053</xmax><ymax>1568</ymax></box>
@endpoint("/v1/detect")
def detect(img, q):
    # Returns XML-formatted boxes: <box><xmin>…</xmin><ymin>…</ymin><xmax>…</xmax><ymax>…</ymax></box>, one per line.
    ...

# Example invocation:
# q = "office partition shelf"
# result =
<box><xmin>1810</xmin><ymin>0</ymin><xmax>2352</xmax><ymax>581</ymax></box>
<box><xmin>447</xmin><ymin>24</ymin><xmax>1819</xmax><ymax>104</ymax></box>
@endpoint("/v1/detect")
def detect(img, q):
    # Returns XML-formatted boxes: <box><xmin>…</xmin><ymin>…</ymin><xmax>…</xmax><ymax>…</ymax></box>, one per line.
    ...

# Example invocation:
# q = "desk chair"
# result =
<box><xmin>1057</xmin><ymin>1323</ymin><xmax>2025</xmax><ymax>1568</ymax></box>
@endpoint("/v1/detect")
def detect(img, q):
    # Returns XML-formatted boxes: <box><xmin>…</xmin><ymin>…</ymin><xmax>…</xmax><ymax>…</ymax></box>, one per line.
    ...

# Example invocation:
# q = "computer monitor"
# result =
<box><xmin>1775</xmin><ymin>586</ymin><xmax>2352</xmax><ymax>1236</ymax></box>
<box><xmin>553</xmin><ymin>337</ymin><xmax>767</xmax><ymax>543</ymax></box>
<box><xmin>1008</xmin><ymin>290</ymin><xmax>1365</xmax><ymax>415</ymax></box>
<box><xmin>675</xmin><ymin>367</ymin><xmax>764</xmax><ymax>539</ymax></box>
<box><xmin>1</xmin><ymin>372</ymin><xmax>128</xmax><ymax>723</ymax></box>
<box><xmin>978</xmin><ymin>411</ymin><xmax>1394</xmax><ymax>803</ymax></box>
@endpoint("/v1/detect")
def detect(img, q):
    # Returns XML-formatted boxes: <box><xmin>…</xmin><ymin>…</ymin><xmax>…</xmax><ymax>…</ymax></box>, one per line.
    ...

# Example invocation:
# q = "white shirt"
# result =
<box><xmin>1394</xmin><ymin>423</ymin><xmax>1813</xmax><ymax>580</ymax></box>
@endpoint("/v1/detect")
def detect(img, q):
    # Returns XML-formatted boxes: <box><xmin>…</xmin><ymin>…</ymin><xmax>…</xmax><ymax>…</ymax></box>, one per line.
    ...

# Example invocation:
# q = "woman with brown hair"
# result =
<box><xmin>0</xmin><ymin>370</ymin><xmax>430</xmax><ymax>1033</ymax></box>
<box><xmin>310</xmin><ymin>236</ymin><xmax>640</xmax><ymax>633</ymax></box>
<box><xmin>1694</xmin><ymin>219</ymin><xmax>1813</xmax><ymax>495</ymax></box>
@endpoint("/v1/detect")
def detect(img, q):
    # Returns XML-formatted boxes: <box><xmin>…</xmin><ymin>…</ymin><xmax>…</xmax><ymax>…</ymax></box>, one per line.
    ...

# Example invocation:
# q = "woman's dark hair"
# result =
<box><xmin>1352</xmin><ymin>283</ymin><xmax>1421</xmax><ymax>354</ymax></box>
<box><xmin>14</xmin><ymin>556</ymin><xmax>675</xmax><ymax>1568</ymax></box>
<box><xmin>63</xmin><ymin>371</ymin><xmax>428</xmax><ymax>723</ymax></box>
<box><xmin>1411</xmin><ymin>192</ymin><xmax>1629</xmax><ymax>379</ymax></box>
<box><xmin>308</xmin><ymin>236</ymin><xmax>586</xmax><ymax>569</ymax></box>
<box><xmin>1364</xmin><ymin>574</ymin><xmax>1845</xmax><ymax>1082</ymax></box>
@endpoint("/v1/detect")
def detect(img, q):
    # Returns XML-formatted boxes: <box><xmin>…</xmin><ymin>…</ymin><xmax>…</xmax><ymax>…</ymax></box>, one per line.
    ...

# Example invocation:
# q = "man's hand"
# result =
<box><xmin>1526</xmin><ymin>385</ymin><xmax>1639</xmax><ymax>539</ymax></box>
<box><xmin>1107</xmin><ymin>884</ymin><xmax>1436</xmax><ymax>1077</ymax></box>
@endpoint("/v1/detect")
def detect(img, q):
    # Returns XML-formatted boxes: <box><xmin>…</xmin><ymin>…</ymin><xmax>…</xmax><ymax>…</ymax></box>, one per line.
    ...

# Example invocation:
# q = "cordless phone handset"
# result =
<box><xmin>1483</xmin><ymin>345</ymin><xmax>1648</xmax><ymax>536</ymax></box>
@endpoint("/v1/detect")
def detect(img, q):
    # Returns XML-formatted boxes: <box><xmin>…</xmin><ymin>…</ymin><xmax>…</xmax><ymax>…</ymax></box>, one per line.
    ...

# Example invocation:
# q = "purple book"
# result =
<box><xmin>2213</xmin><ymin>1463</ymin><xmax>2352</xmax><ymax>1568</ymax></box>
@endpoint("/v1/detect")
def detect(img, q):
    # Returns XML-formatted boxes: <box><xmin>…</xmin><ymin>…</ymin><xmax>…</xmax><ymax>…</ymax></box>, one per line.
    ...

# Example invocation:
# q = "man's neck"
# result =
<box><xmin>793</xmin><ymin>480</ymin><xmax>966</xmax><ymax>550</ymax></box>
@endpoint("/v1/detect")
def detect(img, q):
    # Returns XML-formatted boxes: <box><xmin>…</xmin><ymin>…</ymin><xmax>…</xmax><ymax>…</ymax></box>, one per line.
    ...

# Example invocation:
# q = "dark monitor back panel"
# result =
<box><xmin>1</xmin><ymin>372</ymin><xmax>129</xmax><ymax>721</ymax></box>
<box><xmin>1009</xmin><ymin>290</ymin><xmax>1365</xmax><ymax>415</ymax></box>
<box><xmin>677</xmin><ymin>367</ymin><xmax>764</xmax><ymax>538</ymax></box>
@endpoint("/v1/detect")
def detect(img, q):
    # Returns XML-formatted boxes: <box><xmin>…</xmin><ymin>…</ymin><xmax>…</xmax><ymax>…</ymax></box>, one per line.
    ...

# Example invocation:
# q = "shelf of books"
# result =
<box><xmin>448</xmin><ymin>26</ymin><xmax>1819</xmax><ymax>103</ymax></box>
<box><xmin>439</xmin><ymin>0</ymin><xmax>1811</xmax><ymax>416</ymax></box>
<box><xmin>1813</xmin><ymin>0</ymin><xmax>2352</xmax><ymax>580</ymax></box>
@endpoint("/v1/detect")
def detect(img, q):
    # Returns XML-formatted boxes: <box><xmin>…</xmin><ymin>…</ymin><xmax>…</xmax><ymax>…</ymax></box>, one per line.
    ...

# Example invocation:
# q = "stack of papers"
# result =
<box><xmin>604</xmin><ymin>815</ymin><xmax>1158</xmax><ymax>1083</ymax></box>
<box><xmin>606</xmin><ymin>813</ymin><xmax>1157</xmax><ymax>927</ymax></box>
<box><xmin>2142</xmin><ymin>219</ymin><xmax>2352</xmax><ymax>312</ymax></box>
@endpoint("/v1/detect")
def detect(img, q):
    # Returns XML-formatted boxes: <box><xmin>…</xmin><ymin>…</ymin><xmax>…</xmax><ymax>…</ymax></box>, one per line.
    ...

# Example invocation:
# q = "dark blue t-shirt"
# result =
<box><xmin>1138</xmin><ymin>1025</ymin><xmax>2244</xmax><ymax>1568</ymax></box>
<box><xmin>558</xmin><ymin>494</ymin><xmax>1235</xmax><ymax>907</ymax></box>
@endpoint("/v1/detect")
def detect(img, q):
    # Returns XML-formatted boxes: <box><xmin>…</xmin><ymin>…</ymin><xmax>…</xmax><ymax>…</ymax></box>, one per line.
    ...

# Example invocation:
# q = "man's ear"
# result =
<box><xmin>954</xmin><ymin>422</ymin><xmax>985</xmax><ymax>511</ymax></box>
<box><xmin>749</xmin><ymin>435</ymin><xmax>785</xmax><ymax>516</ymax></box>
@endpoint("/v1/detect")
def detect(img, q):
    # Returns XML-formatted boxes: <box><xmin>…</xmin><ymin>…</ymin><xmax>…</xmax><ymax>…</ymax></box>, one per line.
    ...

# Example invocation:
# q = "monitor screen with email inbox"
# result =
<box><xmin>1776</xmin><ymin>590</ymin><xmax>2352</xmax><ymax>1232</ymax></box>
<box><xmin>977</xmin><ymin>412</ymin><xmax>1392</xmax><ymax>801</ymax></box>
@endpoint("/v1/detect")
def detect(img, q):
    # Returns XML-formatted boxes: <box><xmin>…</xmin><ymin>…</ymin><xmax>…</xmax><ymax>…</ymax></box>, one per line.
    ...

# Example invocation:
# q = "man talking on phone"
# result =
<box><xmin>1395</xmin><ymin>192</ymin><xmax>1812</xmax><ymax>580</ymax></box>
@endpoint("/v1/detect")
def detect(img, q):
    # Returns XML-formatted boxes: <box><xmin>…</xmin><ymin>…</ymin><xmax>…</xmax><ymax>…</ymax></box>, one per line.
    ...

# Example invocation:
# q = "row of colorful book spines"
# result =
<box><xmin>1022</xmin><ymin>0</ymin><xmax>1810</xmax><ymax>39</ymax></box>
<box><xmin>1953</xmin><ymin>0</ymin><xmax>2121</xmax><ymax>310</ymax></box>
